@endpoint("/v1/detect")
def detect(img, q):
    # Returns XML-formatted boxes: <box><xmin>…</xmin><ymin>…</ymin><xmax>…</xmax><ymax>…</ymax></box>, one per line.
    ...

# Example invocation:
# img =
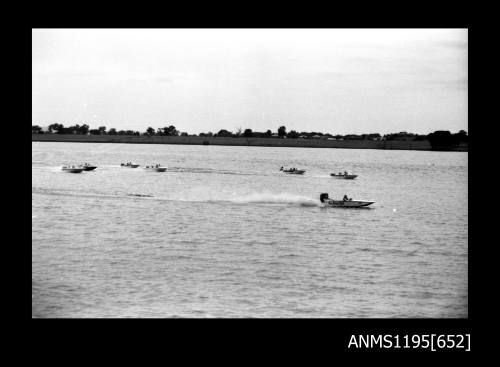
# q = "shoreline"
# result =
<box><xmin>31</xmin><ymin>134</ymin><xmax>468</xmax><ymax>152</ymax></box>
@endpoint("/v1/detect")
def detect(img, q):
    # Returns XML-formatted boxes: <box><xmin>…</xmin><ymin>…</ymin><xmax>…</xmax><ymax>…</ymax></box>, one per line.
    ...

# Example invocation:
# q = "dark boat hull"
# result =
<box><xmin>323</xmin><ymin>199</ymin><xmax>373</xmax><ymax>207</ymax></box>
<box><xmin>331</xmin><ymin>174</ymin><xmax>357</xmax><ymax>179</ymax></box>
<box><xmin>144</xmin><ymin>167</ymin><xmax>167</xmax><ymax>172</ymax></box>
<box><xmin>283</xmin><ymin>170</ymin><xmax>305</xmax><ymax>174</ymax></box>
<box><xmin>62</xmin><ymin>168</ymin><xmax>84</xmax><ymax>173</ymax></box>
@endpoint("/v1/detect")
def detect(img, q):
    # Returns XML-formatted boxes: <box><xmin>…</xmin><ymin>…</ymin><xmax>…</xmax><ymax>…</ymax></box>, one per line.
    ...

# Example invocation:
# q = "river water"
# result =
<box><xmin>32</xmin><ymin>142</ymin><xmax>468</xmax><ymax>318</ymax></box>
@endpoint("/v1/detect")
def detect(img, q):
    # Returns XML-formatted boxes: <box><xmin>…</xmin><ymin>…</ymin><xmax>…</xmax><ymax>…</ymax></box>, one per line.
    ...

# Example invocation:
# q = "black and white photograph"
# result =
<box><xmin>32</xmin><ymin>28</ymin><xmax>468</xmax><ymax>320</ymax></box>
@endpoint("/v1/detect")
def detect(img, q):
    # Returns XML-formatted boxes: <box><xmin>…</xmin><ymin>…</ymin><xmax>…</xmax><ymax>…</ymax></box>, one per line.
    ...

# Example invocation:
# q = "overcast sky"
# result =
<box><xmin>32</xmin><ymin>28</ymin><xmax>467</xmax><ymax>135</ymax></box>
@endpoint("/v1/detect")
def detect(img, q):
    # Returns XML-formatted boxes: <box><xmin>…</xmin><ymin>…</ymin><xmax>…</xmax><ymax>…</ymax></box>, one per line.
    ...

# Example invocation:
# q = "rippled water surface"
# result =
<box><xmin>32</xmin><ymin>142</ymin><xmax>468</xmax><ymax>317</ymax></box>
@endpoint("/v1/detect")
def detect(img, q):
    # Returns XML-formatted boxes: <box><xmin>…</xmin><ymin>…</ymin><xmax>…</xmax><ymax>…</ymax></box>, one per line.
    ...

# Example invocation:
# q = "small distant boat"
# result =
<box><xmin>280</xmin><ymin>166</ymin><xmax>306</xmax><ymax>174</ymax></box>
<box><xmin>144</xmin><ymin>164</ymin><xmax>167</xmax><ymax>172</ymax></box>
<box><xmin>319</xmin><ymin>193</ymin><xmax>373</xmax><ymax>208</ymax></box>
<box><xmin>80</xmin><ymin>163</ymin><xmax>97</xmax><ymax>171</ymax></box>
<box><xmin>331</xmin><ymin>172</ymin><xmax>357</xmax><ymax>179</ymax></box>
<box><xmin>62</xmin><ymin>165</ymin><xmax>84</xmax><ymax>173</ymax></box>
<box><xmin>121</xmin><ymin>162</ymin><xmax>140</xmax><ymax>168</ymax></box>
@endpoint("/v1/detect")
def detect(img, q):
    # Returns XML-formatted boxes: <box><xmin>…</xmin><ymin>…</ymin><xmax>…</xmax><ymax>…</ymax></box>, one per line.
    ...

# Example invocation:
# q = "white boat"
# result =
<box><xmin>62</xmin><ymin>165</ymin><xmax>84</xmax><ymax>173</ymax></box>
<box><xmin>121</xmin><ymin>162</ymin><xmax>140</xmax><ymax>168</ymax></box>
<box><xmin>331</xmin><ymin>172</ymin><xmax>357</xmax><ymax>179</ymax></box>
<box><xmin>280</xmin><ymin>167</ymin><xmax>306</xmax><ymax>174</ymax></box>
<box><xmin>319</xmin><ymin>193</ymin><xmax>373</xmax><ymax>208</ymax></box>
<box><xmin>144</xmin><ymin>165</ymin><xmax>167</xmax><ymax>172</ymax></box>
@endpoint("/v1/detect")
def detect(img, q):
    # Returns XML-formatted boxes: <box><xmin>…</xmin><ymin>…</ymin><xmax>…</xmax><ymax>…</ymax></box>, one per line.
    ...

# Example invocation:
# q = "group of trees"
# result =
<box><xmin>31</xmin><ymin>123</ymin><xmax>91</xmax><ymax>135</ymax></box>
<box><xmin>31</xmin><ymin>123</ymin><xmax>468</xmax><ymax>148</ymax></box>
<box><xmin>427</xmin><ymin>130</ymin><xmax>468</xmax><ymax>149</ymax></box>
<box><xmin>31</xmin><ymin>123</ymin><xmax>108</xmax><ymax>135</ymax></box>
<box><xmin>144</xmin><ymin>125</ymin><xmax>182</xmax><ymax>136</ymax></box>
<box><xmin>31</xmin><ymin>123</ymin><xmax>183</xmax><ymax>137</ymax></box>
<box><xmin>207</xmin><ymin>126</ymin><xmax>381</xmax><ymax>140</ymax></box>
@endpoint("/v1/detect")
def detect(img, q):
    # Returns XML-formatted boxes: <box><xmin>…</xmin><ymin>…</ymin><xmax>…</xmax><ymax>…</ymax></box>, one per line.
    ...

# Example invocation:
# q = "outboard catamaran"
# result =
<box><xmin>319</xmin><ymin>193</ymin><xmax>373</xmax><ymax>208</ymax></box>
<box><xmin>280</xmin><ymin>166</ymin><xmax>306</xmax><ymax>174</ymax></box>
<box><xmin>121</xmin><ymin>162</ymin><xmax>140</xmax><ymax>168</ymax></box>
<box><xmin>80</xmin><ymin>163</ymin><xmax>97</xmax><ymax>171</ymax></box>
<box><xmin>331</xmin><ymin>171</ymin><xmax>357</xmax><ymax>179</ymax></box>
<box><xmin>144</xmin><ymin>164</ymin><xmax>167</xmax><ymax>172</ymax></box>
<box><xmin>62</xmin><ymin>165</ymin><xmax>84</xmax><ymax>173</ymax></box>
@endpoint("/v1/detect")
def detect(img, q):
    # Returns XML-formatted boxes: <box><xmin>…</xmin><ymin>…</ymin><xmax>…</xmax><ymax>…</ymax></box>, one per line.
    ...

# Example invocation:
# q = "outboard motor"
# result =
<box><xmin>320</xmin><ymin>193</ymin><xmax>329</xmax><ymax>203</ymax></box>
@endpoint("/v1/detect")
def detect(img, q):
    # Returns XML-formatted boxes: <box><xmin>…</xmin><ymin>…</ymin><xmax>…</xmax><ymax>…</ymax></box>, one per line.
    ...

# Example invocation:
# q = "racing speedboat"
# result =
<box><xmin>280</xmin><ymin>167</ymin><xmax>306</xmax><ymax>174</ymax></box>
<box><xmin>62</xmin><ymin>165</ymin><xmax>84</xmax><ymax>173</ymax></box>
<box><xmin>331</xmin><ymin>173</ymin><xmax>357</xmax><ymax>179</ymax></box>
<box><xmin>319</xmin><ymin>193</ymin><xmax>373</xmax><ymax>208</ymax></box>
<box><xmin>121</xmin><ymin>162</ymin><xmax>140</xmax><ymax>168</ymax></box>
<box><xmin>144</xmin><ymin>164</ymin><xmax>167</xmax><ymax>172</ymax></box>
<box><xmin>80</xmin><ymin>163</ymin><xmax>97</xmax><ymax>171</ymax></box>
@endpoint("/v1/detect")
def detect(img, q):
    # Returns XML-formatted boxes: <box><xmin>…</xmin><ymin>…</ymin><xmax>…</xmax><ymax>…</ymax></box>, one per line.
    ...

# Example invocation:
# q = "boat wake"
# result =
<box><xmin>199</xmin><ymin>192</ymin><xmax>319</xmax><ymax>207</ymax></box>
<box><xmin>32</xmin><ymin>187</ymin><xmax>319</xmax><ymax>207</ymax></box>
<box><xmin>32</xmin><ymin>187</ymin><xmax>149</xmax><ymax>201</ymax></box>
<box><xmin>167</xmin><ymin>167</ymin><xmax>260</xmax><ymax>176</ymax></box>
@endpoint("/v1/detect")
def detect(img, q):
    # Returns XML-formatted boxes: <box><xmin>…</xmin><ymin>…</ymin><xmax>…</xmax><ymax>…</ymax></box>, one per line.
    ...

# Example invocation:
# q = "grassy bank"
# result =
<box><xmin>31</xmin><ymin>134</ymin><xmax>467</xmax><ymax>151</ymax></box>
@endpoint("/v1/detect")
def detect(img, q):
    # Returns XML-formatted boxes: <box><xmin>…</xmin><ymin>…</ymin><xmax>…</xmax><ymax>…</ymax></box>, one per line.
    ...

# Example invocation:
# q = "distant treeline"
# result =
<box><xmin>31</xmin><ymin>123</ymin><xmax>468</xmax><ymax>149</ymax></box>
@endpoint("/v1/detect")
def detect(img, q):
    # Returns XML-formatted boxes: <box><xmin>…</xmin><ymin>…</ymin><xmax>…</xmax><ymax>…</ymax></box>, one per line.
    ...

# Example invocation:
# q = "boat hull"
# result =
<box><xmin>323</xmin><ymin>199</ymin><xmax>373</xmax><ymax>208</ymax></box>
<box><xmin>283</xmin><ymin>170</ymin><xmax>305</xmax><ymax>174</ymax></box>
<box><xmin>122</xmin><ymin>164</ymin><xmax>140</xmax><ymax>168</ymax></box>
<box><xmin>62</xmin><ymin>168</ymin><xmax>84</xmax><ymax>173</ymax></box>
<box><xmin>144</xmin><ymin>167</ymin><xmax>167</xmax><ymax>172</ymax></box>
<box><xmin>331</xmin><ymin>174</ymin><xmax>357</xmax><ymax>179</ymax></box>
<box><xmin>82</xmin><ymin>166</ymin><xmax>97</xmax><ymax>171</ymax></box>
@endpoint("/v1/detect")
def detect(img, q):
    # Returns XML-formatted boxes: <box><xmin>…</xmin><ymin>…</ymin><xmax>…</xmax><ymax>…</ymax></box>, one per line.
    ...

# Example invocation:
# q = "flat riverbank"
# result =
<box><xmin>31</xmin><ymin>134</ymin><xmax>467</xmax><ymax>151</ymax></box>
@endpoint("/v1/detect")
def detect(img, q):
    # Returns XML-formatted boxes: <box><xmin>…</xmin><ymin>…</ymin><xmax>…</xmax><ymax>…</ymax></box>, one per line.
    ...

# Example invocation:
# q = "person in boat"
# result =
<box><xmin>344</xmin><ymin>171</ymin><xmax>348</xmax><ymax>175</ymax></box>
<box><xmin>343</xmin><ymin>195</ymin><xmax>349</xmax><ymax>201</ymax></box>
